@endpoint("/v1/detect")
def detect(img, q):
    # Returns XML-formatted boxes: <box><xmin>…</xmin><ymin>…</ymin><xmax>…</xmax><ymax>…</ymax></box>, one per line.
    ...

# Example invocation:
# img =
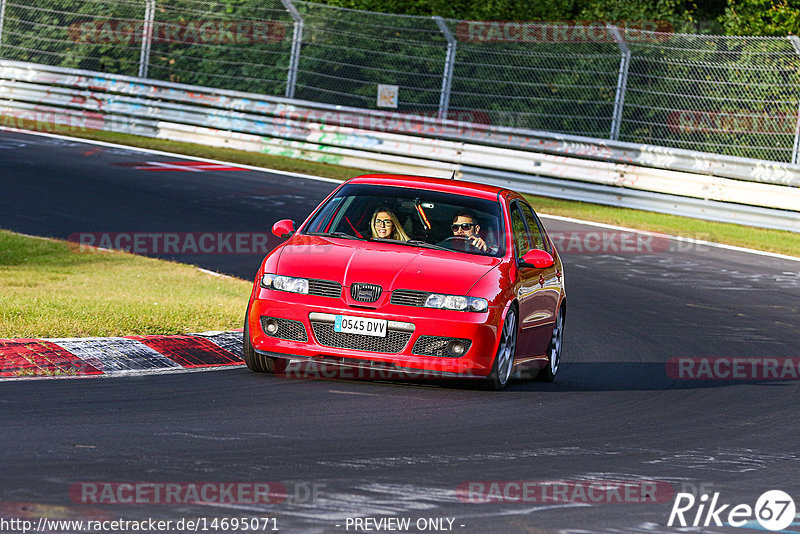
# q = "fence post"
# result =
<box><xmin>608</xmin><ymin>24</ymin><xmax>631</xmax><ymax>141</ymax></box>
<box><xmin>281</xmin><ymin>0</ymin><xmax>303</xmax><ymax>100</ymax></box>
<box><xmin>788</xmin><ymin>36</ymin><xmax>800</xmax><ymax>164</ymax></box>
<box><xmin>138</xmin><ymin>0</ymin><xmax>155</xmax><ymax>78</ymax></box>
<box><xmin>0</xmin><ymin>0</ymin><xmax>6</xmax><ymax>53</ymax></box>
<box><xmin>433</xmin><ymin>16</ymin><xmax>456</xmax><ymax>121</ymax></box>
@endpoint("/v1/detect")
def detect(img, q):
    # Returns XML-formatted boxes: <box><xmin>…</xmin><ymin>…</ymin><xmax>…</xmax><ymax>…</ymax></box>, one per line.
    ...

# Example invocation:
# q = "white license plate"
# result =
<box><xmin>334</xmin><ymin>315</ymin><xmax>387</xmax><ymax>337</ymax></box>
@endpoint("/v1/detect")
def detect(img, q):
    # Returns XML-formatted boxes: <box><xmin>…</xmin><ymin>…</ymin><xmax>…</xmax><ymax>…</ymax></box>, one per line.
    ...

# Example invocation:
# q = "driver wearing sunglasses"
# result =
<box><xmin>451</xmin><ymin>211</ymin><xmax>490</xmax><ymax>252</ymax></box>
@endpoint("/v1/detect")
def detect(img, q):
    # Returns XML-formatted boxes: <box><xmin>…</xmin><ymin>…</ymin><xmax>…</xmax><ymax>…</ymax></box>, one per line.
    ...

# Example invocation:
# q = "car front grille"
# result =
<box><xmin>261</xmin><ymin>316</ymin><xmax>308</xmax><ymax>342</ymax></box>
<box><xmin>310</xmin><ymin>323</ymin><xmax>412</xmax><ymax>353</ymax></box>
<box><xmin>308</xmin><ymin>279</ymin><xmax>342</xmax><ymax>298</ymax></box>
<box><xmin>412</xmin><ymin>336</ymin><xmax>472</xmax><ymax>357</ymax></box>
<box><xmin>390</xmin><ymin>289</ymin><xmax>429</xmax><ymax>307</ymax></box>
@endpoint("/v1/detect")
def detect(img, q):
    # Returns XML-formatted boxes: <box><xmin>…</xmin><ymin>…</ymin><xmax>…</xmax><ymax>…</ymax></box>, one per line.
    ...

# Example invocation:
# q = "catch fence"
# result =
<box><xmin>1</xmin><ymin>0</ymin><xmax>800</xmax><ymax>163</ymax></box>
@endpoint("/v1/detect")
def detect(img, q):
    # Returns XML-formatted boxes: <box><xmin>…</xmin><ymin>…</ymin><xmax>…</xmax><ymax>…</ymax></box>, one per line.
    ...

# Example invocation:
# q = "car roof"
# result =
<box><xmin>347</xmin><ymin>174</ymin><xmax>508</xmax><ymax>201</ymax></box>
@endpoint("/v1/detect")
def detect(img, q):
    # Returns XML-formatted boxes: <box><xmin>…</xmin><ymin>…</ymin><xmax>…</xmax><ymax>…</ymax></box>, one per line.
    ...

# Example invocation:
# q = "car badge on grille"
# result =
<box><xmin>351</xmin><ymin>283</ymin><xmax>382</xmax><ymax>303</ymax></box>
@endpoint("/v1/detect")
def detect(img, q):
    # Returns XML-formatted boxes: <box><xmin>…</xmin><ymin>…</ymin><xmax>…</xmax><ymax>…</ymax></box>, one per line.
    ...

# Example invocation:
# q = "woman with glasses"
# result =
<box><xmin>370</xmin><ymin>206</ymin><xmax>410</xmax><ymax>241</ymax></box>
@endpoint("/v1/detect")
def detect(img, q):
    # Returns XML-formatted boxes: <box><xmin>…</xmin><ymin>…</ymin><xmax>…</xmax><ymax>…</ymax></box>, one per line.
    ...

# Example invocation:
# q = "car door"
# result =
<box><xmin>512</xmin><ymin>200</ymin><xmax>560</xmax><ymax>359</ymax></box>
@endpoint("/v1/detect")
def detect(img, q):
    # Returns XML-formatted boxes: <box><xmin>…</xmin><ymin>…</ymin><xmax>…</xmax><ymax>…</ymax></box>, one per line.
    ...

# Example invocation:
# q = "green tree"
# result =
<box><xmin>721</xmin><ymin>0</ymin><xmax>800</xmax><ymax>35</ymax></box>
<box><xmin>314</xmin><ymin>0</ymin><xmax>577</xmax><ymax>20</ymax></box>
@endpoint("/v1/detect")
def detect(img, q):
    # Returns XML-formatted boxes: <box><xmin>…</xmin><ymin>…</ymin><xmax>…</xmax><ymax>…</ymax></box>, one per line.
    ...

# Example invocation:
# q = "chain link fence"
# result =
<box><xmin>621</xmin><ymin>32</ymin><xmax>800</xmax><ymax>163</ymax></box>
<box><xmin>2</xmin><ymin>0</ymin><xmax>800</xmax><ymax>164</ymax></box>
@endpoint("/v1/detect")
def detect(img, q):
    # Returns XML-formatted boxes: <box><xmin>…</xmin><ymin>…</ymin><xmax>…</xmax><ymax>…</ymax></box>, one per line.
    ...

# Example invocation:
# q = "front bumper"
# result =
<box><xmin>247</xmin><ymin>291</ymin><xmax>503</xmax><ymax>378</ymax></box>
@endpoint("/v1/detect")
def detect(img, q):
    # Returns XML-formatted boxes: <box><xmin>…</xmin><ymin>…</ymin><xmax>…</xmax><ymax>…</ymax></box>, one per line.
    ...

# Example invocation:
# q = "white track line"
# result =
<box><xmin>0</xmin><ymin>126</ymin><xmax>341</xmax><ymax>184</ymax></box>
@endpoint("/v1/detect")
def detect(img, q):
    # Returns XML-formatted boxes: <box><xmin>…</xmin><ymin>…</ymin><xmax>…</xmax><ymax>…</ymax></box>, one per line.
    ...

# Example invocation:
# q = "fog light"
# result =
<box><xmin>446</xmin><ymin>340</ymin><xmax>466</xmax><ymax>357</ymax></box>
<box><xmin>264</xmin><ymin>318</ymin><xmax>279</xmax><ymax>335</ymax></box>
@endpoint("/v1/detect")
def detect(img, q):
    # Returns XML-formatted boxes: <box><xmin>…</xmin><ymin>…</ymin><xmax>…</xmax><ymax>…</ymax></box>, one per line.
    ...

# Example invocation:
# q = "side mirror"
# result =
<box><xmin>519</xmin><ymin>249</ymin><xmax>555</xmax><ymax>269</ymax></box>
<box><xmin>271</xmin><ymin>219</ymin><xmax>296</xmax><ymax>239</ymax></box>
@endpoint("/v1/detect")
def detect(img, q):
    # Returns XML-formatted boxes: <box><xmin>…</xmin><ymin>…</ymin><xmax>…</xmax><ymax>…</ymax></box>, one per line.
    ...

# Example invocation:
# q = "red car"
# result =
<box><xmin>244</xmin><ymin>174</ymin><xmax>565</xmax><ymax>389</ymax></box>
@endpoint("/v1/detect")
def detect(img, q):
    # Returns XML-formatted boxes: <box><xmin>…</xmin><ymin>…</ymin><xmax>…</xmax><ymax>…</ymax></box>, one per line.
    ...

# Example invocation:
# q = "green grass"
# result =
<box><xmin>57</xmin><ymin>128</ymin><xmax>800</xmax><ymax>259</ymax></box>
<box><xmin>0</xmin><ymin>230</ymin><xmax>251</xmax><ymax>338</ymax></box>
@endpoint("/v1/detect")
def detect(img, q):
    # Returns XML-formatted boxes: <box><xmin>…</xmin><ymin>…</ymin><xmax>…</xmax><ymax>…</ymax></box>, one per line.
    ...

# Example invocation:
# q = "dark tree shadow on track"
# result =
<box><xmin>241</xmin><ymin>361</ymin><xmax>799</xmax><ymax>392</ymax></box>
<box><xmin>504</xmin><ymin>361</ymin><xmax>799</xmax><ymax>392</ymax></box>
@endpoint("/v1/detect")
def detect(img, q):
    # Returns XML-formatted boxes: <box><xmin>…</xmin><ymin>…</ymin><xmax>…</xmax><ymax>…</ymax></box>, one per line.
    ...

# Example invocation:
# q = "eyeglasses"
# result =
<box><xmin>451</xmin><ymin>223</ymin><xmax>475</xmax><ymax>231</ymax></box>
<box><xmin>374</xmin><ymin>219</ymin><xmax>393</xmax><ymax>228</ymax></box>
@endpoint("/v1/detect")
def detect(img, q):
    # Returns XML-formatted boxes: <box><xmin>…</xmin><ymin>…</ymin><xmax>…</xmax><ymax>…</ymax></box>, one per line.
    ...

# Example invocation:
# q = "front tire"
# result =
<box><xmin>243</xmin><ymin>313</ymin><xmax>282</xmax><ymax>374</ymax></box>
<box><xmin>485</xmin><ymin>307</ymin><xmax>518</xmax><ymax>390</ymax></box>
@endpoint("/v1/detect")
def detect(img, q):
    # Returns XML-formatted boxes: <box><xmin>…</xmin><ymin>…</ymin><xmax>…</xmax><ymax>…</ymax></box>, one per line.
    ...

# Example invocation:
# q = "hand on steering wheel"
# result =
<box><xmin>439</xmin><ymin>235</ymin><xmax>486</xmax><ymax>252</ymax></box>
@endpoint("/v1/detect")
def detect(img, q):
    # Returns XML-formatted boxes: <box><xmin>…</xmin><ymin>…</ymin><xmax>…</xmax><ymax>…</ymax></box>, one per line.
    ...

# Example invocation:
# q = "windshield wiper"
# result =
<box><xmin>306</xmin><ymin>231</ymin><xmax>364</xmax><ymax>240</ymax></box>
<box><xmin>407</xmin><ymin>240</ymin><xmax>449</xmax><ymax>251</ymax></box>
<box><xmin>371</xmin><ymin>238</ymin><xmax>449</xmax><ymax>251</ymax></box>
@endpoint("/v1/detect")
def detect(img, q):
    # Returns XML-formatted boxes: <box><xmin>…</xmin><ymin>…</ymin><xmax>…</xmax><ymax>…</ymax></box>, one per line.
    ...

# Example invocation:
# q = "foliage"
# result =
<box><xmin>309</xmin><ymin>0</ymin><xmax>562</xmax><ymax>19</ymax></box>
<box><xmin>721</xmin><ymin>0</ymin><xmax>800</xmax><ymax>36</ymax></box>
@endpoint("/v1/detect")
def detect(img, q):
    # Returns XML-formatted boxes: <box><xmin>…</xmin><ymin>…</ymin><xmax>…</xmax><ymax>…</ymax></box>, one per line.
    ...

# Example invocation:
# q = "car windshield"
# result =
<box><xmin>302</xmin><ymin>183</ymin><xmax>506</xmax><ymax>257</ymax></box>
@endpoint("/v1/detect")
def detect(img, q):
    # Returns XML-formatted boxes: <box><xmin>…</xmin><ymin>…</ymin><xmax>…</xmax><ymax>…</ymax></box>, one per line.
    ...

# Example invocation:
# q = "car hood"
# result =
<box><xmin>274</xmin><ymin>235</ymin><xmax>499</xmax><ymax>295</ymax></box>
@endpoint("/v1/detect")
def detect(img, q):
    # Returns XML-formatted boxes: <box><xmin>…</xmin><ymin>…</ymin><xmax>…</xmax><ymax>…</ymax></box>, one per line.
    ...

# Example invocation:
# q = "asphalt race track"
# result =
<box><xmin>1</xmin><ymin>129</ymin><xmax>799</xmax><ymax>533</ymax></box>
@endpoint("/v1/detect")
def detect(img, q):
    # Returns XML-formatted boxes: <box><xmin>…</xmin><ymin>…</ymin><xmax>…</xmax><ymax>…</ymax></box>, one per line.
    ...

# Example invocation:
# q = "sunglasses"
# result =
<box><xmin>451</xmin><ymin>223</ymin><xmax>475</xmax><ymax>231</ymax></box>
<box><xmin>374</xmin><ymin>219</ymin><xmax>393</xmax><ymax>227</ymax></box>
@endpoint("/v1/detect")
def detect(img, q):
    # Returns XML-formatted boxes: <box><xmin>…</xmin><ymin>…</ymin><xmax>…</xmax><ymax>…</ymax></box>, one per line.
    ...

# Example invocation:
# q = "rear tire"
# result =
<box><xmin>536</xmin><ymin>306</ymin><xmax>564</xmax><ymax>382</ymax></box>
<box><xmin>243</xmin><ymin>313</ymin><xmax>282</xmax><ymax>374</ymax></box>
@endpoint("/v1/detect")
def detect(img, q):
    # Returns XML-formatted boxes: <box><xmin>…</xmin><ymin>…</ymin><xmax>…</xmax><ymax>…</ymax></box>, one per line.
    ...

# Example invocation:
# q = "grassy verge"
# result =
<box><xmin>53</xmin><ymin>128</ymin><xmax>799</xmax><ymax>258</ymax></box>
<box><xmin>0</xmin><ymin>230</ymin><xmax>250</xmax><ymax>338</ymax></box>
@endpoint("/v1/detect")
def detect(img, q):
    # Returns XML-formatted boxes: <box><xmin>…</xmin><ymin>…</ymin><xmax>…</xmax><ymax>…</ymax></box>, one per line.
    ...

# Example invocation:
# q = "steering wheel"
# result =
<box><xmin>437</xmin><ymin>235</ymin><xmax>482</xmax><ymax>252</ymax></box>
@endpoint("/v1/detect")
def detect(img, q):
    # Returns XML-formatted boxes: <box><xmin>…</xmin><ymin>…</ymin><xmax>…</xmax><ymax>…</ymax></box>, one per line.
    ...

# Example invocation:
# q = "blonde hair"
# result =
<box><xmin>370</xmin><ymin>207</ymin><xmax>410</xmax><ymax>241</ymax></box>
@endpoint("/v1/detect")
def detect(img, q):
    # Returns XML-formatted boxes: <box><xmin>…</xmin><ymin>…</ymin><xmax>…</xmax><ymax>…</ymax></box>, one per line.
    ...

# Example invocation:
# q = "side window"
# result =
<box><xmin>510</xmin><ymin>204</ymin><xmax>530</xmax><ymax>257</ymax></box>
<box><xmin>519</xmin><ymin>203</ymin><xmax>549</xmax><ymax>252</ymax></box>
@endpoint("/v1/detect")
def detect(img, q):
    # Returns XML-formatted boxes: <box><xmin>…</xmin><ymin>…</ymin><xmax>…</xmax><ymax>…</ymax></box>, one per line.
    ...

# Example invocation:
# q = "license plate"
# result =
<box><xmin>334</xmin><ymin>315</ymin><xmax>387</xmax><ymax>337</ymax></box>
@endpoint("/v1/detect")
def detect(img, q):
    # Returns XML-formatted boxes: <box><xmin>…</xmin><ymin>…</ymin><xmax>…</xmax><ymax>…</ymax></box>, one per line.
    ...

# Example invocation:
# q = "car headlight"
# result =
<box><xmin>425</xmin><ymin>293</ymin><xmax>488</xmax><ymax>312</ymax></box>
<box><xmin>261</xmin><ymin>274</ymin><xmax>309</xmax><ymax>294</ymax></box>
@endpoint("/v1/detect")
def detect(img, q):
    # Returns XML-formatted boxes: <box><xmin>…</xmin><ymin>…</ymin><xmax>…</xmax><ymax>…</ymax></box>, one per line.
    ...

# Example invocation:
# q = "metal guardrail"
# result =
<box><xmin>0</xmin><ymin>59</ymin><xmax>798</xmax><ymax>232</ymax></box>
<box><xmin>2</xmin><ymin>59</ymin><xmax>799</xmax><ymax>188</ymax></box>
<box><xmin>3</xmin><ymin>1</ymin><xmax>800</xmax><ymax>163</ymax></box>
